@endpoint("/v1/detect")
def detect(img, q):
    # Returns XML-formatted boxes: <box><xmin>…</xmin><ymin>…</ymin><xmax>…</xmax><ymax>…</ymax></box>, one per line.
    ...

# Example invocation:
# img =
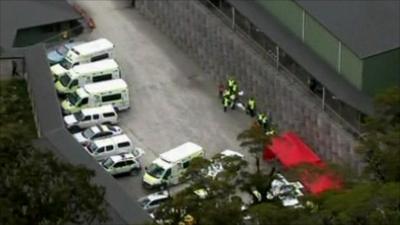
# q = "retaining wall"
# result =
<box><xmin>135</xmin><ymin>0</ymin><xmax>362</xmax><ymax>172</ymax></box>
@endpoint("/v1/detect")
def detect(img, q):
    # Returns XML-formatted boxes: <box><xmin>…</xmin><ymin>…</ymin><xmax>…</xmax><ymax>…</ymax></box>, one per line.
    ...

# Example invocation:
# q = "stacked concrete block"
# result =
<box><xmin>135</xmin><ymin>0</ymin><xmax>361</xmax><ymax>170</ymax></box>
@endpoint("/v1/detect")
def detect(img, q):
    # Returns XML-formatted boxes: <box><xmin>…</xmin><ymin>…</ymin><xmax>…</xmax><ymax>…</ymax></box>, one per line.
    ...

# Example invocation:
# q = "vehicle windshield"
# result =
<box><xmin>60</xmin><ymin>58</ymin><xmax>73</xmax><ymax>69</ymax></box>
<box><xmin>59</xmin><ymin>74</ymin><xmax>71</xmax><ymax>87</ymax></box>
<box><xmin>83</xmin><ymin>127</ymin><xmax>95</xmax><ymax>138</ymax></box>
<box><xmin>72</xmin><ymin>111</ymin><xmax>84</xmax><ymax>121</ymax></box>
<box><xmin>102</xmin><ymin>158</ymin><xmax>114</xmax><ymax>169</ymax></box>
<box><xmin>68</xmin><ymin>92</ymin><xmax>81</xmax><ymax>106</ymax></box>
<box><xmin>87</xmin><ymin>142</ymin><xmax>98</xmax><ymax>153</ymax></box>
<box><xmin>147</xmin><ymin>164</ymin><xmax>165</xmax><ymax>179</ymax></box>
<box><xmin>56</xmin><ymin>45</ymin><xmax>68</xmax><ymax>55</ymax></box>
<box><xmin>139</xmin><ymin>198</ymin><xmax>150</xmax><ymax>208</ymax></box>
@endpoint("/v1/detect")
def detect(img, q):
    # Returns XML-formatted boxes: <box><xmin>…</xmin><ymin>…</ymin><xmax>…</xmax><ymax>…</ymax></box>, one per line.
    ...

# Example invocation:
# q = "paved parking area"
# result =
<box><xmin>74</xmin><ymin>0</ymin><xmax>255</xmax><ymax>198</ymax></box>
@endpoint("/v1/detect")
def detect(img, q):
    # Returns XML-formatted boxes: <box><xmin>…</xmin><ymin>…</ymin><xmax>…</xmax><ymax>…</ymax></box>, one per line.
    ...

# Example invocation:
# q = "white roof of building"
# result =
<box><xmin>69</xmin><ymin>59</ymin><xmax>118</xmax><ymax>78</ymax></box>
<box><xmin>84</xmin><ymin>79</ymin><xmax>127</xmax><ymax>94</ymax></box>
<box><xmin>160</xmin><ymin>142</ymin><xmax>203</xmax><ymax>164</ymax></box>
<box><xmin>71</xmin><ymin>38</ymin><xmax>114</xmax><ymax>56</ymax></box>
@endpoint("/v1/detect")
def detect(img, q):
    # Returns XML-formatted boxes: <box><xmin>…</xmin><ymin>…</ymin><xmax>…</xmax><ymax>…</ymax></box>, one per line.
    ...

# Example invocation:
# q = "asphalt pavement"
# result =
<box><xmin>74</xmin><ymin>0</ymin><xmax>256</xmax><ymax>199</ymax></box>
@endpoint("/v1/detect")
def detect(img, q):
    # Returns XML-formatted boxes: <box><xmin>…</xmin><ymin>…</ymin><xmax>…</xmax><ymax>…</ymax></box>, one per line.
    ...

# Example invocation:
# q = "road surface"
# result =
<box><xmin>75</xmin><ymin>0</ymin><xmax>255</xmax><ymax>199</ymax></box>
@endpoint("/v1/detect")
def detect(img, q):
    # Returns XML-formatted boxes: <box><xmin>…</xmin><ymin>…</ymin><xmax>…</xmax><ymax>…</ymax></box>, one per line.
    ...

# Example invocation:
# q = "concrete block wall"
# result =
<box><xmin>136</xmin><ymin>0</ymin><xmax>362</xmax><ymax>171</ymax></box>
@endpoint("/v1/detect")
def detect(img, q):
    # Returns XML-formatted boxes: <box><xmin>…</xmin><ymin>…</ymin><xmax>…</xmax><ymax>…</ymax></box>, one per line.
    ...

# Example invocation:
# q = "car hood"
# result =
<box><xmin>47</xmin><ymin>51</ymin><xmax>63</xmax><ymax>63</ymax></box>
<box><xmin>64</xmin><ymin>115</ymin><xmax>77</xmax><ymax>127</ymax></box>
<box><xmin>50</xmin><ymin>64</ymin><xmax>67</xmax><ymax>78</ymax></box>
<box><xmin>73</xmin><ymin>133</ymin><xmax>87</xmax><ymax>144</ymax></box>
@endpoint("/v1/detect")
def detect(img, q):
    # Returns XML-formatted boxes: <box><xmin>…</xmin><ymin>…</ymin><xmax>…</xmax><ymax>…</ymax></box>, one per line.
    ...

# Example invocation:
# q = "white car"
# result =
<box><xmin>100</xmin><ymin>153</ymin><xmax>141</xmax><ymax>176</ymax></box>
<box><xmin>73</xmin><ymin>124</ymin><xmax>122</xmax><ymax>145</ymax></box>
<box><xmin>64</xmin><ymin>105</ymin><xmax>118</xmax><ymax>130</ymax></box>
<box><xmin>138</xmin><ymin>191</ymin><xmax>170</xmax><ymax>211</ymax></box>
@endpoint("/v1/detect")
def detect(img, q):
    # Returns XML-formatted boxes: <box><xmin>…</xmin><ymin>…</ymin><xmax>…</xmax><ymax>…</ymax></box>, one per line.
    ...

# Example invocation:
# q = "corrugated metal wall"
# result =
<box><xmin>258</xmin><ymin>0</ymin><xmax>364</xmax><ymax>91</ymax></box>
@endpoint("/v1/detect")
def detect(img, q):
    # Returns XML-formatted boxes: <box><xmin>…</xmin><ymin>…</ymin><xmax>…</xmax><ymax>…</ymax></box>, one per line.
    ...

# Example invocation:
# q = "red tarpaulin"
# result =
<box><xmin>300</xmin><ymin>170</ymin><xmax>343</xmax><ymax>194</ymax></box>
<box><xmin>264</xmin><ymin>132</ymin><xmax>322</xmax><ymax>168</ymax></box>
<box><xmin>263</xmin><ymin>132</ymin><xmax>342</xmax><ymax>194</ymax></box>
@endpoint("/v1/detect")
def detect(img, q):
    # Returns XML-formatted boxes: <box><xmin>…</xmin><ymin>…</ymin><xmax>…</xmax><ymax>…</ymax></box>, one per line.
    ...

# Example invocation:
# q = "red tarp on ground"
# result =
<box><xmin>263</xmin><ymin>132</ymin><xmax>322</xmax><ymax>168</ymax></box>
<box><xmin>301</xmin><ymin>172</ymin><xmax>342</xmax><ymax>194</ymax></box>
<box><xmin>263</xmin><ymin>131</ymin><xmax>342</xmax><ymax>194</ymax></box>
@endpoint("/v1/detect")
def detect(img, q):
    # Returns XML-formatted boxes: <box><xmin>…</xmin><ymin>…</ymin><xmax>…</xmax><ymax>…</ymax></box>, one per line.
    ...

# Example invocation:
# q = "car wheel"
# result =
<box><xmin>69</xmin><ymin>126</ymin><xmax>80</xmax><ymax>133</ymax></box>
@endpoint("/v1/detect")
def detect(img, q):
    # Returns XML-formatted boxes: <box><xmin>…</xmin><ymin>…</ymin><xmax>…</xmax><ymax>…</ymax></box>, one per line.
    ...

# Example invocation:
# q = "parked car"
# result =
<box><xmin>100</xmin><ymin>153</ymin><xmax>141</xmax><ymax>176</ymax></box>
<box><xmin>84</xmin><ymin>134</ymin><xmax>144</xmax><ymax>161</ymax></box>
<box><xmin>64</xmin><ymin>105</ymin><xmax>118</xmax><ymax>130</ymax></box>
<box><xmin>47</xmin><ymin>41</ymin><xmax>84</xmax><ymax>65</ymax></box>
<box><xmin>73</xmin><ymin>124</ymin><xmax>122</xmax><ymax>144</ymax></box>
<box><xmin>138</xmin><ymin>191</ymin><xmax>170</xmax><ymax>211</ymax></box>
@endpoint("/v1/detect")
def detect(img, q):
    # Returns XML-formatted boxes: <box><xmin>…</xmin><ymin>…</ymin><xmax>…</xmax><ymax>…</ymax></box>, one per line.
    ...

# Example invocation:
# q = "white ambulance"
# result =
<box><xmin>142</xmin><ymin>142</ymin><xmax>204</xmax><ymax>189</ymax></box>
<box><xmin>55</xmin><ymin>59</ymin><xmax>120</xmax><ymax>95</ymax></box>
<box><xmin>61</xmin><ymin>79</ymin><xmax>129</xmax><ymax>114</ymax></box>
<box><xmin>51</xmin><ymin>38</ymin><xmax>114</xmax><ymax>80</ymax></box>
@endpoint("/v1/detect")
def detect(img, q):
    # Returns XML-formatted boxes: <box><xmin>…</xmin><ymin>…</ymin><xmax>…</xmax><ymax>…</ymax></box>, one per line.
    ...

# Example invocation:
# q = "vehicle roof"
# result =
<box><xmin>153</xmin><ymin>158</ymin><xmax>172</xmax><ymax>169</ymax></box>
<box><xmin>80</xmin><ymin>105</ymin><xmax>115</xmax><ymax>115</ymax></box>
<box><xmin>69</xmin><ymin>59</ymin><xmax>118</xmax><ymax>78</ymax></box>
<box><xmin>71</xmin><ymin>38</ymin><xmax>114</xmax><ymax>56</ymax></box>
<box><xmin>93</xmin><ymin>134</ymin><xmax>131</xmax><ymax>146</ymax></box>
<box><xmin>88</xmin><ymin>124</ymin><xmax>113</xmax><ymax>134</ymax></box>
<box><xmin>84</xmin><ymin>79</ymin><xmax>127</xmax><ymax>94</ymax></box>
<box><xmin>220</xmin><ymin>150</ymin><xmax>244</xmax><ymax>158</ymax></box>
<box><xmin>109</xmin><ymin>153</ymin><xmax>135</xmax><ymax>163</ymax></box>
<box><xmin>160</xmin><ymin>142</ymin><xmax>203</xmax><ymax>163</ymax></box>
<box><xmin>141</xmin><ymin>191</ymin><xmax>169</xmax><ymax>202</ymax></box>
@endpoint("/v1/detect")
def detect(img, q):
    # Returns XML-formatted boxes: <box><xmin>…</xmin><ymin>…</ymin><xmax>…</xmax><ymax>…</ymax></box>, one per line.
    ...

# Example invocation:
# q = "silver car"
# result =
<box><xmin>73</xmin><ymin>124</ymin><xmax>122</xmax><ymax>145</ymax></box>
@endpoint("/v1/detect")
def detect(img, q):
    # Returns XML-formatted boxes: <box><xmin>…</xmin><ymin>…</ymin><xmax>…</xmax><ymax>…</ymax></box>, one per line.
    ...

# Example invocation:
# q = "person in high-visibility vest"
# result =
<box><xmin>232</xmin><ymin>81</ymin><xmax>239</xmax><ymax>95</ymax></box>
<box><xmin>223</xmin><ymin>95</ymin><xmax>230</xmax><ymax>112</ymax></box>
<box><xmin>246</xmin><ymin>97</ymin><xmax>256</xmax><ymax>117</ymax></box>
<box><xmin>229</xmin><ymin>92</ymin><xmax>236</xmax><ymax>109</ymax></box>
<box><xmin>257</xmin><ymin>113</ymin><xmax>269</xmax><ymax>130</ymax></box>
<box><xmin>227</xmin><ymin>77</ymin><xmax>235</xmax><ymax>92</ymax></box>
<box><xmin>222</xmin><ymin>89</ymin><xmax>230</xmax><ymax>103</ymax></box>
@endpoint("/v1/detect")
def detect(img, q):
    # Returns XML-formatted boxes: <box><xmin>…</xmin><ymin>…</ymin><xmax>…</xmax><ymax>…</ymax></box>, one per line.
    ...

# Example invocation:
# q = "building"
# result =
<box><xmin>227</xmin><ymin>0</ymin><xmax>400</xmax><ymax>117</ymax></box>
<box><xmin>0</xmin><ymin>0</ymin><xmax>83</xmax><ymax>49</ymax></box>
<box><xmin>134</xmin><ymin>0</ymin><xmax>399</xmax><ymax>170</ymax></box>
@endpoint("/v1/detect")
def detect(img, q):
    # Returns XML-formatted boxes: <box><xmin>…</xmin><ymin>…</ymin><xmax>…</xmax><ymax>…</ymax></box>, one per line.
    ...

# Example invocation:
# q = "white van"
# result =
<box><xmin>84</xmin><ymin>134</ymin><xmax>144</xmax><ymax>161</ymax></box>
<box><xmin>51</xmin><ymin>38</ymin><xmax>114</xmax><ymax>79</ymax></box>
<box><xmin>142</xmin><ymin>142</ymin><xmax>204</xmax><ymax>189</ymax></box>
<box><xmin>55</xmin><ymin>59</ymin><xmax>120</xmax><ymax>94</ymax></box>
<box><xmin>64</xmin><ymin>105</ymin><xmax>118</xmax><ymax>130</ymax></box>
<box><xmin>61</xmin><ymin>79</ymin><xmax>129</xmax><ymax>114</ymax></box>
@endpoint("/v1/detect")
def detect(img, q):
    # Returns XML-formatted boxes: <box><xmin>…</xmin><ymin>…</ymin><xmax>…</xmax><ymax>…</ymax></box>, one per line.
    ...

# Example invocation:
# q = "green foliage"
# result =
<box><xmin>0</xmin><ymin>80</ymin><xmax>37</xmax><ymax>141</ymax></box>
<box><xmin>315</xmin><ymin>182</ymin><xmax>400</xmax><ymax>225</ymax></box>
<box><xmin>0</xmin><ymin>79</ymin><xmax>108</xmax><ymax>225</ymax></box>
<box><xmin>0</xmin><ymin>142</ymin><xmax>109</xmax><ymax>225</ymax></box>
<box><xmin>357</xmin><ymin>87</ymin><xmax>400</xmax><ymax>182</ymax></box>
<box><xmin>237</xmin><ymin>123</ymin><xmax>277</xmax><ymax>172</ymax></box>
<box><xmin>154</xmin><ymin>153</ymin><xmax>249</xmax><ymax>225</ymax></box>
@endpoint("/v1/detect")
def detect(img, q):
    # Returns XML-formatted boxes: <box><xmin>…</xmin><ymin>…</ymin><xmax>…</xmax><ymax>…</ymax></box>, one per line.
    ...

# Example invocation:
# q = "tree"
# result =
<box><xmin>152</xmin><ymin>154</ymin><xmax>249</xmax><ymax>225</ymax></box>
<box><xmin>0</xmin><ymin>140</ymin><xmax>109</xmax><ymax>225</ymax></box>
<box><xmin>0</xmin><ymin>80</ymin><xmax>108</xmax><ymax>225</ymax></box>
<box><xmin>357</xmin><ymin>87</ymin><xmax>400</xmax><ymax>182</ymax></box>
<box><xmin>237</xmin><ymin>122</ymin><xmax>277</xmax><ymax>173</ymax></box>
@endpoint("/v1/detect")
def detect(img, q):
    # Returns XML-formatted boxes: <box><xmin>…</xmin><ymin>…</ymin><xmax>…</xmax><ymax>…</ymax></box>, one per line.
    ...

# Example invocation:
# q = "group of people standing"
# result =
<box><xmin>218</xmin><ymin>77</ymin><xmax>276</xmax><ymax>135</ymax></box>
